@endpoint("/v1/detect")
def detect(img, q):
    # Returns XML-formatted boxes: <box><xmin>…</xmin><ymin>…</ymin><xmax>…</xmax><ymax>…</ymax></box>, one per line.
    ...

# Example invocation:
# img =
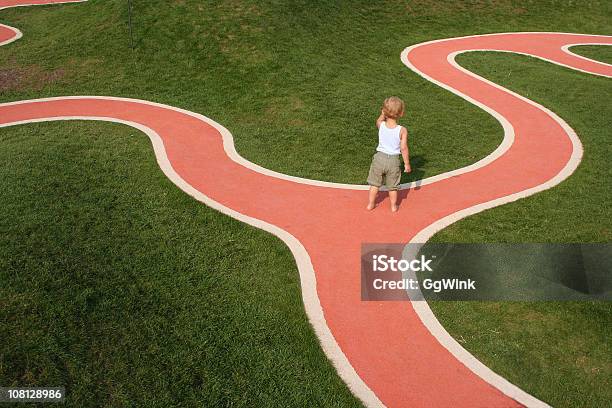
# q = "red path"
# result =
<box><xmin>2</xmin><ymin>1</ymin><xmax>611</xmax><ymax>407</ymax></box>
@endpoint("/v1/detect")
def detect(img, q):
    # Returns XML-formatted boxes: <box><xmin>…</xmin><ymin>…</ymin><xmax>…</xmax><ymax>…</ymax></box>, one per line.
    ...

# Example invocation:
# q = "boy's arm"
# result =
<box><xmin>400</xmin><ymin>127</ymin><xmax>411</xmax><ymax>173</ymax></box>
<box><xmin>376</xmin><ymin>110</ymin><xmax>385</xmax><ymax>129</ymax></box>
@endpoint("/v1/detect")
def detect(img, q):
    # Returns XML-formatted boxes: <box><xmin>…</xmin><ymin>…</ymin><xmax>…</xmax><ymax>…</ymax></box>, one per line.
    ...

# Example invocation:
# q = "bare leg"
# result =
<box><xmin>389</xmin><ymin>190</ymin><xmax>399</xmax><ymax>212</ymax></box>
<box><xmin>366</xmin><ymin>186</ymin><xmax>379</xmax><ymax>210</ymax></box>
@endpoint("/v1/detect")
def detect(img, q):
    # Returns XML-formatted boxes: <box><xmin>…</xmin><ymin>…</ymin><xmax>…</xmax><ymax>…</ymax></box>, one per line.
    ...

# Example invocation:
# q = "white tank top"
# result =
<box><xmin>376</xmin><ymin>122</ymin><xmax>402</xmax><ymax>155</ymax></box>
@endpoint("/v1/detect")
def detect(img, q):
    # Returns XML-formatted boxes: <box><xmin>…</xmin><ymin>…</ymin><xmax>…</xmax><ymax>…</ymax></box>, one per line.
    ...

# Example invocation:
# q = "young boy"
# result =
<box><xmin>366</xmin><ymin>96</ymin><xmax>411</xmax><ymax>212</ymax></box>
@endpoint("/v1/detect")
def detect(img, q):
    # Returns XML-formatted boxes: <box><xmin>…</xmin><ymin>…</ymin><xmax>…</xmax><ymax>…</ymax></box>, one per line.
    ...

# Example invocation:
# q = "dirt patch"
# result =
<box><xmin>0</xmin><ymin>68</ymin><xmax>21</xmax><ymax>92</ymax></box>
<box><xmin>0</xmin><ymin>65</ymin><xmax>65</xmax><ymax>93</ymax></box>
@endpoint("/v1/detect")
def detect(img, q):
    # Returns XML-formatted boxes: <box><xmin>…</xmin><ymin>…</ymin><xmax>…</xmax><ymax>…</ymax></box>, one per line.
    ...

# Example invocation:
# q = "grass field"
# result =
<box><xmin>1</xmin><ymin>1</ymin><xmax>610</xmax><ymax>406</ymax></box>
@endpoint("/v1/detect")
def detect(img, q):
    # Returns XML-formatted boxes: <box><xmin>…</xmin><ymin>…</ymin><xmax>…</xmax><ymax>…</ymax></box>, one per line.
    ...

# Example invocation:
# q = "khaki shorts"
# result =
<box><xmin>367</xmin><ymin>151</ymin><xmax>401</xmax><ymax>190</ymax></box>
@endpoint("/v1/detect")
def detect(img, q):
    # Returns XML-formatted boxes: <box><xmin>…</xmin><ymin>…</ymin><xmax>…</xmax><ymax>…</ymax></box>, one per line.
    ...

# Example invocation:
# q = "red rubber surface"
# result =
<box><xmin>2</xmin><ymin>2</ymin><xmax>611</xmax><ymax>406</ymax></box>
<box><xmin>0</xmin><ymin>0</ymin><xmax>78</xmax><ymax>7</ymax></box>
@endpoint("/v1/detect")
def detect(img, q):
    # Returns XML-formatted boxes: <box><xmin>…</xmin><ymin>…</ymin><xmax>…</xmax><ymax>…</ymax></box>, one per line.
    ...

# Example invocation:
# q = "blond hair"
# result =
<box><xmin>382</xmin><ymin>96</ymin><xmax>405</xmax><ymax>119</ymax></box>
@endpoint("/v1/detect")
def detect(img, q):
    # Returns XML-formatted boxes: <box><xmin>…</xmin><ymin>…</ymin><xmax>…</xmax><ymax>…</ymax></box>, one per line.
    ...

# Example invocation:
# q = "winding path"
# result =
<box><xmin>1</xmin><ymin>1</ymin><xmax>611</xmax><ymax>407</ymax></box>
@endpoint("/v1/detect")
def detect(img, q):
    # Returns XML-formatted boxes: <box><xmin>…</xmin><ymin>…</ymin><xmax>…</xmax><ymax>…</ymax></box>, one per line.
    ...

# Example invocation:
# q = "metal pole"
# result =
<box><xmin>127</xmin><ymin>0</ymin><xmax>135</xmax><ymax>50</ymax></box>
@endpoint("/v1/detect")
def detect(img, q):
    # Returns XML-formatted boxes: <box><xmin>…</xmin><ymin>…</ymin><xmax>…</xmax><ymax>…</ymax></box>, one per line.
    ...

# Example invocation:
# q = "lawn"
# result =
<box><xmin>1</xmin><ymin>1</ymin><xmax>610</xmax><ymax>406</ymax></box>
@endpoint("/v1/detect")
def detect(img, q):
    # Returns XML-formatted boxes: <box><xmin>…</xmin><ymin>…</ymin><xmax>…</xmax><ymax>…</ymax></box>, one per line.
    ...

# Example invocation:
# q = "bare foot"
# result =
<box><xmin>391</xmin><ymin>205</ymin><xmax>399</xmax><ymax>212</ymax></box>
<box><xmin>366</xmin><ymin>203</ymin><xmax>375</xmax><ymax>211</ymax></box>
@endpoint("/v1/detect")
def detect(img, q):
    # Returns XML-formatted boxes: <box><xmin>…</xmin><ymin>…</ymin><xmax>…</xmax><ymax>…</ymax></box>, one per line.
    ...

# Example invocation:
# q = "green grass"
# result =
<box><xmin>425</xmin><ymin>48</ymin><xmax>612</xmax><ymax>406</ymax></box>
<box><xmin>571</xmin><ymin>45</ymin><xmax>612</xmax><ymax>64</ymax></box>
<box><xmin>0</xmin><ymin>121</ymin><xmax>361</xmax><ymax>407</ymax></box>
<box><xmin>0</xmin><ymin>0</ymin><xmax>610</xmax><ymax>406</ymax></box>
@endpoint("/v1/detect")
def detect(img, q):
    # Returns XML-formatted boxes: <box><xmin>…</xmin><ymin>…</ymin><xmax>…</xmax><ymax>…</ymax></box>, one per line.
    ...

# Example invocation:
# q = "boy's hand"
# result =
<box><xmin>404</xmin><ymin>164</ymin><xmax>412</xmax><ymax>173</ymax></box>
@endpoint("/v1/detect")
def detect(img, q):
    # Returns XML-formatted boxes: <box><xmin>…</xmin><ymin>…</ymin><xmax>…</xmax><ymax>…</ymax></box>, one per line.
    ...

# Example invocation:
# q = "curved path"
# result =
<box><xmin>2</xmin><ymin>1</ymin><xmax>611</xmax><ymax>407</ymax></box>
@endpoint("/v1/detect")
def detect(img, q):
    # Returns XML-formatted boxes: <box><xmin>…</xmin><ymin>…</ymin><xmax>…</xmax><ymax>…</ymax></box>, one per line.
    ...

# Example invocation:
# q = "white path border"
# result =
<box><xmin>562</xmin><ymin>43</ymin><xmax>612</xmax><ymax>76</ymax></box>
<box><xmin>0</xmin><ymin>111</ymin><xmax>386</xmax><ymax>408</ymax></box>
<box><xmin>2</xmin><ymin>3</ymin><xmax>612</xmax><ymax>406</ymax></box>
<box><xmin>400</xmin><ymin>35</ymin><xmax>611</xmax><ymax>408</ymax></box>
<box><xmin>0</xmin><ymin>0</ymin><xmax>88</xmax><ymax>11</ymax></box>
<box><xmin>0</xmin><ymin>0</ymin><xmax>384</xmax><ymax>405</ymax></box>
<box><xmin>0</xmin><ymin>1</ymin><xmax>88</xmax><ymax>45</ymax></box>
<box><xmin>0</xmin><ymin>23</ymin><xmax>21</xmax><ymax>46</ymax></box>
